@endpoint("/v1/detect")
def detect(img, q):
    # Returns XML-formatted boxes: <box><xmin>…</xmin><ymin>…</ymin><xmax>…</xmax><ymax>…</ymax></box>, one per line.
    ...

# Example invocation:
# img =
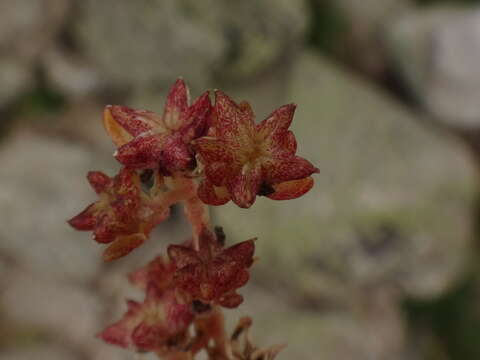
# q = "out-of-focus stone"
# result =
<box><xmin>1</xmin><ymin>270</ymin><xmax>102</xmax><ymax>350</ymax></box>
<box><xmin>0</xmin><ymin>59</ymin><xmax>33</xmax><ymax>108</ymax></box>
<box><xmin>317</xmin><ymin>0</ymin><xmax>413</xmax><ymax>77</ymax></box>
<box><xmin>71</xmin><ymin>0</ymin><xmax>306</xmax><ymax>104</ymax></box>
<box><xmin>386</xmin><ymin>6</ymin><xmax>480</xmax><ymax>131</ymax></box>
<box><xmin>227</xmin><ymin>284</ymin><xmax>406</xmax><ymax>360</ymax></box>
<box><xmin>0</xmin><ymin>346</ymin><xmax>76</xmax><ymax>360</ymax></box>
<box><xmin>214</xmin><ymin>51</ymin><xmax>475</xmax><ymax>304</ymax></box>
<box><xmin>0</xmin><ymin>129</ymin><xmax>112</xmax><ymax>283</ymax></box>
<box><xmin>43</xmin><ymin>49</ymin><xmax>101</xmax><ymax>100</ymax></box>
<box><xmin>0</xmin><ymin>0</ymin><xmax>70</xmax><ymax>107</ymax></box>
<box><xmin>74</xmin><ymin>0</ymin><xmax>224</xmax><ymax>94</ymax></box>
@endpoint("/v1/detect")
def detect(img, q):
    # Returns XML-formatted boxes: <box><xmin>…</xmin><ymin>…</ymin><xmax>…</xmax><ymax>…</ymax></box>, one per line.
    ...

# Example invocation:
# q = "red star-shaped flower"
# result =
<box><xmin>194</xmin><ymin>91</ymin><xmax>319</xmax><ymax>208</ymax></box>
<box><xmin>168</xmin><ymin>228</ymin><xmax>255</xmax><ymax>308</ymax></box>
<box><xmin>68</xmin><ymin>168</ymin><xmax>170</xmax><ymax>261</ymax></box>
<box><xmin>99</xmin><ymin>287</ymin><xmax>193</xmax><ymax>352</ymax></box>
<box><xmin>104</xmin><ymin>78</ymin><xmax>212</xmax><ymax>174</ymax></box>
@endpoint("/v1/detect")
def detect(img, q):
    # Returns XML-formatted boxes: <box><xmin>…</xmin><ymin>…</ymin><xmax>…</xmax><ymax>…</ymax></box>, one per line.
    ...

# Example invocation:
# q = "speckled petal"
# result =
<box><xmin>102</xmin><ymin>233</ymin><xmax>146</xmax><ymax>262</ymax></box>
<box><xmin>87</xmin><ymin>171</ymin><xmax>112</xmax><ymax>194</ymax></box>
<box><xmin>103</xmin><ymin>106</ymin><xmax>134</xmax><ymax>147</ymax></box>
<box><xmin>197</xmin><ymin>180</ymin><xmax>231</xmax><ymax>206</ymax></box>
<box><xmin>67</xmin><ymin>203</ymin><xmax>97</xmax><ymax>231</ymax></box>
<box><xmin>267</xmin><ymin>177</ymin><xmax>315</xmax><ymax>200</ymax></box>
<box><xmin>108</xmin><ymin>105</ymin><xmax>165</xmax><ymax>137</ymax></box>
<box><xmin>214</xmin><ymin>91</ymin><xmax>255</xmax><ymax>140</ymax></box>
<box><xmin>163</xmin><ymin>78</ymin><xmax>189</xmax><ymax>130</ymax></box>
<box><xmin>115</xmin><ymin>134</ymin><xmax>167</xmax><ymax>169</ymax></box>
<box><xmin>262</xmin><ymin>156</ymin><xmax>319</xmax><ymax>184</ymax></box>
<box><xmin>257</xmin><ymin>104</ymin><xmax>296</xmax><ymax>137</ymax></box>
<box><xmin>227</xmin><ymin>166</ymin><xmax>263</xmax><ymax>208</ymax></box>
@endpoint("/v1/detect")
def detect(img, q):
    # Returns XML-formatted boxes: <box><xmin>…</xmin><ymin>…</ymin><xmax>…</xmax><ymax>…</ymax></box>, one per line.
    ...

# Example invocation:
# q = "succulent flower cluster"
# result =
<box><xmin>69</xmin><ymin>79</ymin><xmax>318</xmax><ymax>359</ymax></box>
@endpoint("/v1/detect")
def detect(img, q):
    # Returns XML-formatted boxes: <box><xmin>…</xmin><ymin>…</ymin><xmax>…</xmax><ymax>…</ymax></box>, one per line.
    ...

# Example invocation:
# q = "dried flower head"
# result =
<box><xmin>195</xmin><ymin>91</ymin><xmax>319</xmax><ymax>208</ymax></box>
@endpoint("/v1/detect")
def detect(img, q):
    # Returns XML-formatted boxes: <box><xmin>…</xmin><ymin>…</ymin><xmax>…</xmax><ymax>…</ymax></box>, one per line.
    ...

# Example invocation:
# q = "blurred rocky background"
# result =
<box><xmin>1</xmin><ymin>0</ymin><xmax>480</xmax><ymax>359</ymax></box>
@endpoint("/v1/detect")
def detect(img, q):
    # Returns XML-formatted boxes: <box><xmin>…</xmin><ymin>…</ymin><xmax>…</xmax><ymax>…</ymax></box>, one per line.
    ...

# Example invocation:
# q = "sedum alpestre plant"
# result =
<box><xmin>68</xmin><ymin>79</ymin><xmax>319</xmax><ymax>359</ymax></box>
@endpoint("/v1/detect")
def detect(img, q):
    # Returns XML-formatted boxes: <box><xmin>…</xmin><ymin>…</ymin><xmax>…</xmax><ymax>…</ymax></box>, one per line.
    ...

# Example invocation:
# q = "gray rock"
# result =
<box><xmin>0</xmin><ymin>0</ymin><xmax>70</xmax><ymax>107</ymax></box>
<box><xmin>386</xmin><ymin>6</ymin><xmax>480</xmax><ymax>130</ymax></box>
<box><xmin>320</xmin><ymin>0</ymin><xmax>413</xmax><ymax>76</ymax></box>
<box><xmin>1</xmin><ymin>270</ymin><xmax>102</xmax><ymax>350</ymax></box>
<box><xmin>214</xmin><ymin>51</ymin><xmax>475</xmax><ymax>303</ymax></box>
<box><xmin>0</xmin><ymin>129</ymin><xmax>109</xmax><ymax>283</ymax></box>
<box><xmin>0</xmin><ymin>345</ymin><xmax>76</xmax><ymax>360</ymax></box>
<box><xmin>68</xmin><ymin>0</ymin><xmax>306</xmax><ymax>104</ymax></box>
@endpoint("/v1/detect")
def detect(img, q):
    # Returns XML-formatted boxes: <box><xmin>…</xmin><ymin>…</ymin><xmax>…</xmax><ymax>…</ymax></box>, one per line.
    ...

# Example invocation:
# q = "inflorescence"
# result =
<box><xmin>68</xmin><ymin>79</ymin><xmax>319</xmax><ymax>360</ymax></box>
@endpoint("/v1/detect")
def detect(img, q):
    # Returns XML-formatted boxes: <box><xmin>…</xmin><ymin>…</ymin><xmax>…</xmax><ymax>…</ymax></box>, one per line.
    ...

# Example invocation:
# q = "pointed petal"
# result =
<box><xmin>181</xmin><ymin>91</ymin><xmax>212</xmax><ymax>140</ymax></box>
<box><xmin>87</xmin><ymin>171</ymin><xmax>111</xmax><ymax>194</ymax></box>
<box><xmin>227</xmin><ymin>166</ymin><xmax>262</xmax><ymax>208</ymax></box>
<box><xmin>282</xmin><ymin>130</ymin><xmax>297</xmax><ymax>153</ymax></box>
<box><xmin>258</xmin><ymin>104</ymin><xmax>296</xmax><ymax>136</ymax></box>
<box><xmin>218</xmin><ymin>292</ymin><xmax>244</xmax><ymax>308</ymax></box>
<box><xmin>214</xmin><ymin>91</ymin><xmax>255</xmax><ymax>140</ymax></box>
<box><xmin>67</xmin><ymin>203</ymin><xmax>97</xmax><ymax>230</ymax></box>
<box><xmin>267</xmin><ymin>177</ymin><xmax>315</xmax><ymax>200</ymax></box>
<box><xmin>93</xmin><ymin>214</ymin><xmax>125</xmax><ymax>243</ymax></box>
<box><xmin>167</xmin><ymin>245</ymin><xmax>200</xmax><ymax>268</ymax></box>
<box><xmin>197</xmin><ymin>180</ymin><xmax>230</xmax><ymax>206</ymax></box>
<box><xmin>205</xmin><ymin>162</ymin><xmax>233</xmax><ymax>186</ymax></box>
<box><xmin>103</xmin><ymin>233</ymin><xmax>146</xmax><ymax>261</ymax></box>
<box><xmin>159</xmin><ymin>135</ymin><xmax>194</xmax><ymax>173</ymax></box>
<box><xmin>103</xmin><ymin>106</ymin><xmax>134</xmax><ymax>147</ymax></box>
<box><xmin>108</xmin><ymin>105</ymin><xmax>165</xmax><ymax>137</ymax></box>
<box><xmin>98</xmin><ymin>299</ymin><xmax>142</xmax><ymax>348</ymax></box>
<box><xmin>220</xmin><ymin>239</ymin><xmax>255</xmax><ymax>268</ymax></box>
<box><xmin>262</xmin><ymin>156</ymin><xmax>319</xmax><ymax>184</ymax></box>
<box><xmin>163</xmin><ymin>78</ymin><xmax>189</xmax><ymax>129</ymax></box>
<box><xmin>115</xmin><ymin>134</ymin><xmax>166</xmax><ymax>169</ymax></box>
<box><xmin>195</xmin><ymin>137</ymin><xmax>234</xmax><ymax>161</ymax></box>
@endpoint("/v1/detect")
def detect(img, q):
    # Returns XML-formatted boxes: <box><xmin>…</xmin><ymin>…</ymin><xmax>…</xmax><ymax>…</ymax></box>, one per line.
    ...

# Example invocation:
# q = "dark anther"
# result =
<box><xmin>214</xmin><ymin>226</ymin><xmax>226</xmax><ymax>246</ymax></box>
<box><xmin>258</xmin><ymin>182</ymin><xmax>275</xmax><ymax>196</ymax></box>
<box><xmin>192</xmin><ymin>300</ymin><xmax>211</xmax><ymax>314</ymax></box>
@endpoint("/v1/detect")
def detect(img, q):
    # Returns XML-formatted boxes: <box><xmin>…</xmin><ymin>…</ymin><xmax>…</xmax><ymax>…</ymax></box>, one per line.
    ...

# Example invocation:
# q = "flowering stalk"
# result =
<box><xmin>68</xmin><ymin>79</ymin><xmax>318</xmax><ymax>359</ymax></box>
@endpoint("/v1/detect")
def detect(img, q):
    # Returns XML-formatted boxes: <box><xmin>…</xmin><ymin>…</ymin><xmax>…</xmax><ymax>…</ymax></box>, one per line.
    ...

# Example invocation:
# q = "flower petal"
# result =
<box><xmin>168</xmin><ymin>245</ymin><xmax>201</xmax><ymax>268</ymax></box>
<box><xmin>115</xmin><ymin>134</ymin><xmax>167</xmax><ymax>169</ymax></box>
<box><xmin>67</xmin><ymin>203</ymin><xmax>97</xmax><ymax>230</ymax></box>
<box><xmin>262</xmin><ymin>156</ymin><xmax>319</xmax><ymax>184</ymax></box>
<box><xmin>214</xmin><ymin>91</ymin><xmax>255</xmax><ymax>140</ymax></box>
<box><xmin>227</xmin><ymin>166</ymin><xmax>262</xmax><ymax>208</ymax></box>
<box><xmin>257</xmin><ymin>104</ymin><xmax>296</xmax><ymax>137</ymax></box>
<box><xmin>181</xmin><ymin>91</ymin><xmax>212</xmax><ymax>141</ymax></box>
<box><xmin>218</xmin><ymin>292</ymin><xmax>244</xmax><ymax>308</ymax></box>
<box><xmin>197</xmin><ymin>180</ymin><xmax>230</xmax><ymax>206</ymax></box>
<box><xmin>194</xmin><ymin>137</ymin><xmax>236</xmax><ymax>167</ymax></box>
<box><xmin>103</xmin><ymin>233</ymin><xmax>146</xmax><ymax>262</ymax></box>
<box><xmin>108</xmin><ymin>105</ymin><xmax>165</xmax><ymax>137</ymax></box>
<box><xmin>267</xmin><ymin>177</ymin><xmax>315</xmax><ymax>200</ymax></box>
<box><xmin>163</xmin><ymin>78</ymin><xmax>189</xmax><ymax>130</ymax></box>
<box><xmin>103</xmin><ymin>106</ymin><xmax>134</xmax><ymax>147</ymax></box>
<box><xmin>87</xmin><ymin>171</ymin><xmax>112</xmax><ymax>194</ymax></box>
<box><xmin>205</xmin><ymin>162</ymin><xmax>233</xmax><ymax>186</ymax></box>
<box><xmin>159</xmin><ymin>134</ymin><xmax>194</xmax><ymax>174</ymax></box>
<box><xmin>98</xmin><ymin>299</ymin><xmax>141</xmax><ymax>348</ymax></box>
